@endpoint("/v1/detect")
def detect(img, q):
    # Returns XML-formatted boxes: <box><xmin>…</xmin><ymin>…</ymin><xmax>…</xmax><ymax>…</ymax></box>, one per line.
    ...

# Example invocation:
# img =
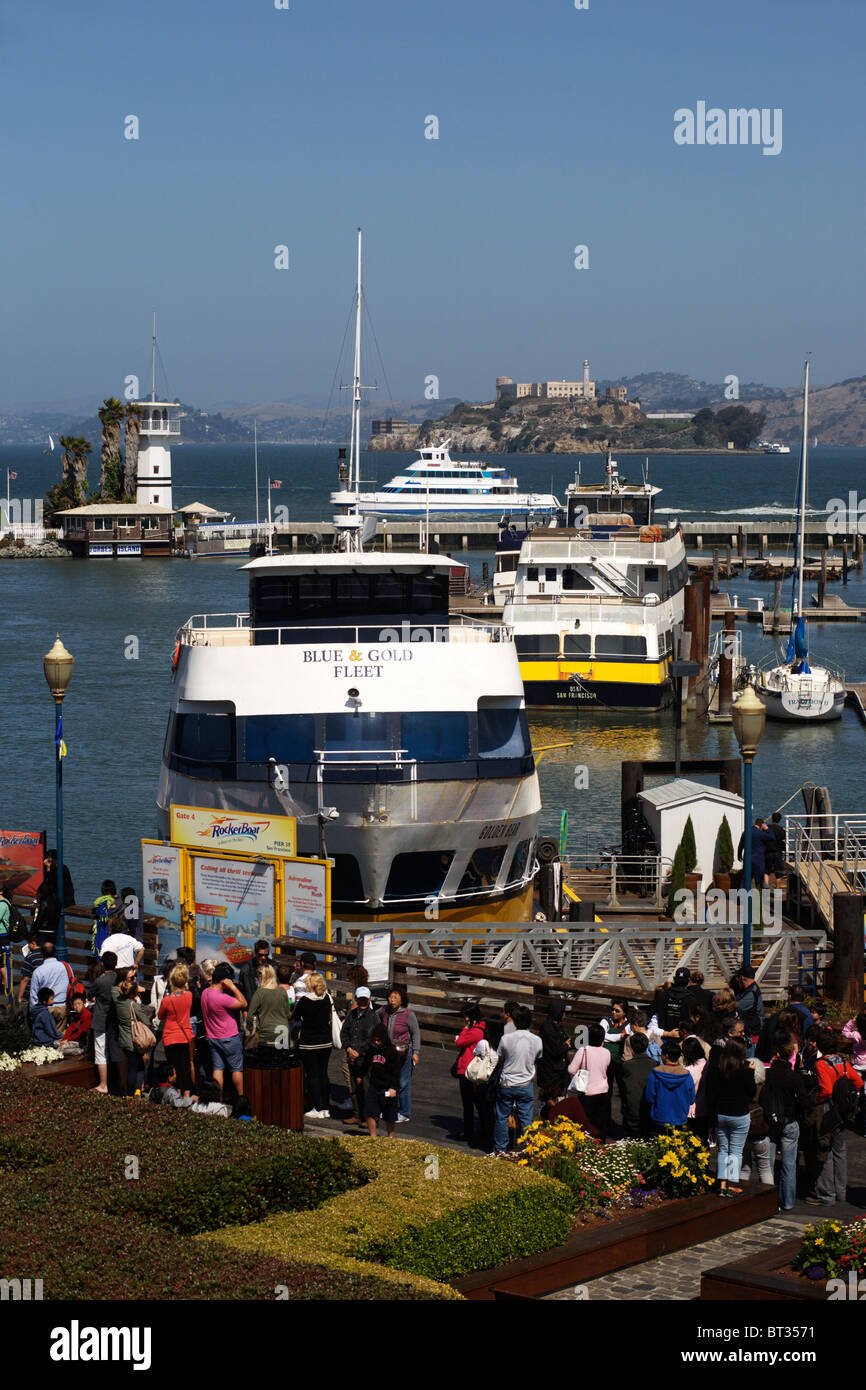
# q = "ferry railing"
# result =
<box><xmin>177</xmin><ymin>614</ymin><xmax>511</xmax><ymax>645</ymax></box>
<box><xmin>522</xmin><ymin>531</ymin><xmax>681</xmax><ymax>565</ymax></box>
<box><xmin>315</xmin><ymin>749</ymin><xmax>418</xmax><ymax>818</ymax></box>
<box><xmin>565</xmin><ymin>852</ymin><xmax>673</xmax><ymax>909</ymax></box>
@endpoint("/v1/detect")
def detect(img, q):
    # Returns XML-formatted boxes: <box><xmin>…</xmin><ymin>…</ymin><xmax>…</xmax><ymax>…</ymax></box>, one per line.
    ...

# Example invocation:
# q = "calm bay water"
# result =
<box><xmin>2</xmin><ymin>442</ymin><xmax>866</xmax><ymax>903</ymax></box>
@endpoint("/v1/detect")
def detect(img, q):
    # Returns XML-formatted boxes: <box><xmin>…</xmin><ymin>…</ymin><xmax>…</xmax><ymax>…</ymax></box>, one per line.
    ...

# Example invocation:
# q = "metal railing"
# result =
<box><xmin>565</xmin><ymin>852</ymin><xmax>673</xmax><ymax>909</ymax></box>
<box><xmin>521</xmin><ymin>531</ymin><xmax>682</xmax><ymax>564</ymax></box>
<box><xmin>785</xmin><ymin>813</ymin><xmax>866</xmax><ymax>861</ymax></box>
<box><xmin>0</xmin><ymin>524</ymin><xmax>63</xmax><ymax>542</ymax></box>
<box><xmin>139</xmin><ymin>418</ymin><xmax>180</xmax><ymax>434</ymax></box>
<box><xmin>387</xmin><ymin>923</ymin><xmax>825</xmax><ymax>993</ymax></box>
<box><xmin>177</xmin><ymin>613</ymin><xmax>511</xmax><ymax>645</ymax></box>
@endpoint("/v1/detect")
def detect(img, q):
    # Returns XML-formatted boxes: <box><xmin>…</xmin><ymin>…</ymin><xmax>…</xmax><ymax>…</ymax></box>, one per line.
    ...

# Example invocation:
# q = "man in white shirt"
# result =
<box><xmin>99</xmin><ymin>932</ymin><xmax>144</xmax><ymax>971</ymax></box>
<box><xmin>493</xmin><ymin>1003</ymin><xmax>542</xmax><ymax>1156</ymax></box>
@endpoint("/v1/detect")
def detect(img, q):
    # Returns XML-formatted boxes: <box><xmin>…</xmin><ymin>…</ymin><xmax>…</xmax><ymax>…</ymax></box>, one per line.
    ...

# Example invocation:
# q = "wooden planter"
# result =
<box><xmin>713</xmin><ymin>872</ymin><xmax>732</xmax><ymax>893</ymax></box>
<box><xmin>453</xmin><ymin>1184</ymin><xmax>779</xmax><ymax>1300</ymax></box>
<box><xmin>701</xmin><ymin>1237</ymin><xmax>828</xmax><ymax>1301</ymax></box>
<box><xmin>244</xmin><ymin>1058</ymin><xmax>305</xmax><ymax>1130</ymax></box>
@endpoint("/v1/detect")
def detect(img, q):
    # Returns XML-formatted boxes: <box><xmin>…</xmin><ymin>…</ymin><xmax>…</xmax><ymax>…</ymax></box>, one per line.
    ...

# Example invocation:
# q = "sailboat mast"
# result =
<box><xmin>798</xmin><ymin>358</ymin><xmax>809</xmax><ymax>619</ymax></box>
<box><xmin>151</xmin><ymin>311</ymin><xmax>157</xmax><ymax>403</ymax></box>
<box><xmin>254</xmin><ymin>420</ymin><xmax>260</xmax><ymax>530</ymax></box>
<box><xmin>350</xmin><ymin>228</ymin><xmax>363</xmax><ymax>499</ymax></box>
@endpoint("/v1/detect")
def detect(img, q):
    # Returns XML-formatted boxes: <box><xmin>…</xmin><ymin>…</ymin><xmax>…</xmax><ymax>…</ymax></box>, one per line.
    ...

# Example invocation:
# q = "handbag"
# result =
<box><xmin>129</xmin><ymin>1003</ymin><xmax>156</xmax><ymax>1056</ymax></box>
<box><xmin>328</xmin><ymin>995</ymin><xmax>343</xmax><ymax>1049</ymax></box>
<box><xmin>244</xmin><ymin>1014</ymin><xmax>260</xmax><ymax>1052</ymax></box>
<box><xmin>466</xmin><ymin>1050</ymin><xmax>496</xmax><ymax>1083</ymax></box>
<box><xmin>567</xmin><ymin>1047</ymin><xmax>591</xmax><ymax>1093</ymax></box>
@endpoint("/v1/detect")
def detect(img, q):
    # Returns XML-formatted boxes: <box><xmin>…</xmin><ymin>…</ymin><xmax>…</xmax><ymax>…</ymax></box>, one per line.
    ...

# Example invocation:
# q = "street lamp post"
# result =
<box><xmin>42</xmin><ymin>636</ymin><xmax>74</xmax><ymax>962</ymax></box>
<box><xmin>731</xmin><ymin>684</ymin><xmax>767</xmax><ymax>971</ymax></box>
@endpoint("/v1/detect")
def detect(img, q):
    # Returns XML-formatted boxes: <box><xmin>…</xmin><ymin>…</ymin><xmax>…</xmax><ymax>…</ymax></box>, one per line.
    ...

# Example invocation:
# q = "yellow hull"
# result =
<box><xmin>335</xmin><ymin>879</ymin><xmax>536</xmax><ymax>924</ymax></box>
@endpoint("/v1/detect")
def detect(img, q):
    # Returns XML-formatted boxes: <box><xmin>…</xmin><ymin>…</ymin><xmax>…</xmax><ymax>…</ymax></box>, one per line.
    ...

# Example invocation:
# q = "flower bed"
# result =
<box><xmin>513</xmin><ymin>1119</ymin><xmax>711</xmax><ymax>1220</ymax></box>
<box><xmin>0</xmin><ymin>1046</ymin><xmax>64</xmax><ymax>1071</ymax></box>
<box><xmin>0</xmin><ymin>1072</ymin><xmax>448</xmax><ymax>1300</ymax></box>
<box><xmin>793</xmin><ymin>1217</ymin><xmax>866</xmax><ymax>1281</ymax></box>
<box><xmin>206</xmin><ymin>1136</ymin><xmax>574</xmax><ymax>1291</ymax></box>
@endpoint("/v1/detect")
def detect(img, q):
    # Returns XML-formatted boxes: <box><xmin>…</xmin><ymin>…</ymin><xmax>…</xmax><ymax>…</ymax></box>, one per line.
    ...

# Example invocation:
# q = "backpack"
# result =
<box><xmin>3</xmin><ymin>901</ymin><xmax>27</xmax><ymax>944</ymax></box>
<box><xmin>761</xmin><ymin>1078</ymin><xmax>790</xmax><ymax>1131</ymax></box>
<box><xmin>736</xmin><ymin>984</ymin><xmax>762</xmax><ymax>1036</ymax></box>
<box><xmin>824</xmin><ymin>1060</ymin><xmax>860</xmax><ymax>1130</ymax></box>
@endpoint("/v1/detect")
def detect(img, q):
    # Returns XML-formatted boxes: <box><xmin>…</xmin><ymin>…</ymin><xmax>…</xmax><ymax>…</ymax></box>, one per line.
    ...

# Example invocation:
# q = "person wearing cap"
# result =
<box><xmin>733</xmin><ymin>963</ymin><xmax>764</xmax><ymax>1059</ymax></box>
<box><xmin>292</xmin><ymin>951</ymin><xmax>318</xmax><ymax>1002</ymax></box>
<box><xmin>340</xmin><ymin>985</ymin><xmax>378</xmax><ymax>1126</ymax></box>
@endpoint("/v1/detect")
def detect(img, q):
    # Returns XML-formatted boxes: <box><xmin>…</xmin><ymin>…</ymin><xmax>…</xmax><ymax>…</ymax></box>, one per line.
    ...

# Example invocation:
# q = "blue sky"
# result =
<box><xmin>0</xmin><ymin>0</ymin><xmax>863</xmax><ymax>409</ymax></box>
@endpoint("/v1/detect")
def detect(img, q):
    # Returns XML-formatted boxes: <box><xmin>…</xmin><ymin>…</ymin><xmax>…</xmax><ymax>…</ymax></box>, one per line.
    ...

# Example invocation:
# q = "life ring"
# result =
<box><xmin>640</xmin><ymin>525</ymin><xmax>664</xmax><ymax>542</ymax></box>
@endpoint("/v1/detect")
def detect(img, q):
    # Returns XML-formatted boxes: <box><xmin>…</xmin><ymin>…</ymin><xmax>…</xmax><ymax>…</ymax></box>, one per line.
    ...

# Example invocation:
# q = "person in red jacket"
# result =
<box><xmin>454</xmin><ymin>1003</ymin><xmax>487</xmax><ymax>1146</ymax></box>
<box><xmin>808</xmin><ymin>1027</ymin><xmax>864</xmax><ymax>1205</ymax></box>
<box><xmin>62</xmin><ymin>994</ymin><xmax>92</xmax><ymax>1047</ymax></box>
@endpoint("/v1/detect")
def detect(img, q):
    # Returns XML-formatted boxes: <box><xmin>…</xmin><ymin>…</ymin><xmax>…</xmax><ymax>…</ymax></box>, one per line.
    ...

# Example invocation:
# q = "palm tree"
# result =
<box><xmin>123</xmin><ymin>403</ymin><xmax>142</xmax><ymax>500</ymax></box>
<box><xmin>45</xmin><ymin>436</ymin><xmax>92</xmax><ymax>520</ymax></box>
<box><xmin>98</xmin><ymin>398</ymin><xmax>125</xmax><ymax>499</ymax></box>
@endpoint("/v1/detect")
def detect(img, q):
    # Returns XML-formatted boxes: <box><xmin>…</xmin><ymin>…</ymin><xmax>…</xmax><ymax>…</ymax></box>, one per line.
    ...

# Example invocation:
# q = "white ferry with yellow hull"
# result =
<box><xmin>498</xmin><ymin>457</ymin><xmax>688</xmax><ymax>711</ymax></box>
<box><xmin>158</xmin><ymin>552</ymin><xmax>541</xmax><ymax>922</ymax></box>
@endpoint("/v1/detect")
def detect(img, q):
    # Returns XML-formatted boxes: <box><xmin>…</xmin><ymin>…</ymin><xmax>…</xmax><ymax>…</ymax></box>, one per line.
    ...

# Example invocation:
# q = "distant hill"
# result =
<box><xmin>596</xmin><ymin>372</ymin><xmax>788</xmax><ymax>410</ymax></box>
<box><xmin>0</xmin><ymin>403</ymin><xmax>253</xmax><ymax>449</ymax></box>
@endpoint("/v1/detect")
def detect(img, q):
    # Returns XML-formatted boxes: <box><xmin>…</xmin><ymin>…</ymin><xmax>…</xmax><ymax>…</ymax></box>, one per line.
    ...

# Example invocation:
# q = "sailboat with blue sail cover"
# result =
<box><xmin>756</xmin><ymin>359</ymin><xmax>844</xmax><ymax>721</ymax></box>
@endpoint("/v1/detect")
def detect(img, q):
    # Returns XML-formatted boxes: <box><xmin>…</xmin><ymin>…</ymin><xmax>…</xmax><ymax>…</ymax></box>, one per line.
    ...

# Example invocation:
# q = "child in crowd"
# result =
<box><xmin>191</xmin><ymin>1078</ymin><xmax>230</xmax><ymax>1118</ymax></box>
<box><xmin>31</xmin><ymin>987</ymin><xmax>62</xmax><ymax>1047</ymax></box>
<box><xmin>62</xmin><ymin>994</ymin><xmax>92</xmax><ymax>1047</ymax></box>
<box><xmin>148</xmin><ymin>1061</ymin><xmax>196</xmax><ymax>1108</ymax></box>
<box><xmin>358</xmin><ymin>1022</ymin><xmax>402</xmax><ymax>1138</ymax></box>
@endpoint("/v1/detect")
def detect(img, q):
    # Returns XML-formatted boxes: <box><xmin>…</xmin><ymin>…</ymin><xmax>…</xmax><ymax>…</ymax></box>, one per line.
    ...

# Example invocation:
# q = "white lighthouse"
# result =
<box><xmin>134</xmin><ymin>316</ymin><xmax>179</xmax><ymax>508</ymax></box>
<box><xmin>135</xmin><ymin>400</ymin><xmax>179</xmax><ymax>508</ymax></box>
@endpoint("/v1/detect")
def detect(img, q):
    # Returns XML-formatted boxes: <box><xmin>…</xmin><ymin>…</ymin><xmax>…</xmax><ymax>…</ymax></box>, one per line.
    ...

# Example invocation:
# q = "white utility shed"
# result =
<box><xmin>639</xmin><ymin>778</ymin><xmax>744</xmax><ymax>891</ymax></box>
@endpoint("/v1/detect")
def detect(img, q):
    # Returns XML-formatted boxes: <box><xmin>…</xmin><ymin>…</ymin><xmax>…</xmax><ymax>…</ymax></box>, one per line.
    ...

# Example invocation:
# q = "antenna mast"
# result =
<box><xmin>151</xmin><ymin>311</ymin><xmax>157</xmax><ymax>402</ymax></box>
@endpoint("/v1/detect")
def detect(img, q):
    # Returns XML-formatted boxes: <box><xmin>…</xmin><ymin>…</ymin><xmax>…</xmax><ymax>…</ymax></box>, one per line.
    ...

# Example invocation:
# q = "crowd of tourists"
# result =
<box><xmin>452</xmin><ymin>965</ymin><xmax>865</xmax><ymax>1205</ymax></box>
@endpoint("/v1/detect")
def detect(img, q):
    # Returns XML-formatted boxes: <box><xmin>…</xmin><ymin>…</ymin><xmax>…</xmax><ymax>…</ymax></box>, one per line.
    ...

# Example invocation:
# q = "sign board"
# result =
<box><xmin>140</xmin><ymin>841</ymin><xmax>182</xmax><ymax>924</ymax></box>
<box><xmin>88</xmin><ymin>544</ymin><xmax>112</xmax><ymax>556</ymax></box>
<box><xmin>170</xmin><ymin>804</ymin><xmax>296</xmax><ymax>858</ymax></box>
<box><xmin>355</xmin><ymin>927</ymin><xmax>394</xmax><ymax>989</ymax></box>
<box><xmin>192</xmin><ymin>854</ymin><xmax>276</xmax><ymax>964</ymax></box>
<box><xmin>117</xmin><ymin>543</ymin><xmax>141</xmax><ymax>556</ymax></box>
<box><xmin>0</xmin><ymin>828</ymin><xmax>46</xmax><ymax>898</ymax></box>
<box><xmin>284</xmin><ymin>860</ymin><xmax>329</xmax><ymax>941</ymax></box>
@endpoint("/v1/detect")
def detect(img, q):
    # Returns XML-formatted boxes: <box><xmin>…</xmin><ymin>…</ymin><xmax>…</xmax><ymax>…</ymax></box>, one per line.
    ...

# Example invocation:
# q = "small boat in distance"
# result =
<box><xmin>758</xmin><ymin>440</ymin><xmax>791</xmax><ymax>455</ymax></box>
<box><xmin>355</xmin><ymin>440</ymin><xmax>560</xmax><ymax>517</ymax></box>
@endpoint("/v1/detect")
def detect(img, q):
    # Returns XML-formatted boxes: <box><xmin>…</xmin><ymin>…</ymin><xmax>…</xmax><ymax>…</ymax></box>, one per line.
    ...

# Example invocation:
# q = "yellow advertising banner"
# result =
<box><xmin>170</xmin><ymin>804</ymin><xmax>297</xmax><ymax>858</ymax></box>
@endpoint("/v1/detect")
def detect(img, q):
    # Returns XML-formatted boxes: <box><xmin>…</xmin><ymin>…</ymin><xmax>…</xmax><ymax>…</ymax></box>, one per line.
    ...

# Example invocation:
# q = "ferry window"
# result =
<box><xmin>325</xmin><ymin>711</ymin><xmax>390</xmax><ymax>752</ymax></box>
<box><xmin>335</xmin><ymin>574</ymin><xmax>371</xmax><ymax>611</ymax></box>
<box><xmin>254</xmin><ymin>577</ymin><xmax>292</xmax><ymax>618</ymax></box>
<box><xmin>508</xmin><ymin>839</ymin><xmax>531</xmax><ymax>882</ymax></box>
<box><xmin>459</xmin><ymin>845</ymin><xmax>506</xmax><ymax>893</ymax></box>
<box><xmin>478</xmin><ymin>705</ymin><xmax>531</xmax><ymax>758</ymax></box>
<box><xmin>384</xmin><ymin>851</ymin><xmax>453</xmax><ymax>901</ymax></box>
<box><xmin>526</xmin><ymin>567</ymin><xmax>539</xmax><ymax>582</ymax></box>
<box><xmin>515</xmin><ymin>634</ymin><xmax>559</xmax><ymax>657</ymax></box>
<box><xmin>173</xmin><ymin>712</ymin><xmax>235</xmax><ymax>772</ymax></box>
<box><xmin>330</xmin><ymin>855</ymin><xmax>364</xmax><ymax>902</ymax></box>
<box><xmin>370</xmin><ymin>573</ymin><xmax>408</xmax><ymax>612</ymax></box>
<box><xmin>243</xmin><ymin>714</ymin><xmax>315</xmax><ymax>764</ymax></box>
<box><xmin>563</xmin><ymin>633</ymin><xmax>591</xmax><ymax>655</ymax></box>
<box><xmin>296</xmin><ymin>575</ymin><xmax>334</xmax><ymax>615</ymax></box>
<box><xmin>545</xmin><ymin>568</ymin><xmax>557</xmax><ymax>582</ymax></box>
<box><xmin>402</xmin><ymin>712</ymin><xmax>468</xmax><ymax>761</ymax></box>
<box><xmin>562</xmin><ymin>568</ymin><xmax>594</xmax><ymax>591</ymax></box>
<box><xmin>408</xmin><ymin>573</ymin><xmax>449</xmax><ymax>614</ymax></box>
<box><xmin>595</xmin><ymin>635</ymin><xmax>648</xmax><ymax>658</ymax></box>
<box><xmin>645</xmin><ymin>566</ymin><xmax>659</xmax><ymax>582</ymax></box>
<box><xmin>499</xmin><ymin>553</ymin><xmax>518</xmax><ymax>572</ymax></box>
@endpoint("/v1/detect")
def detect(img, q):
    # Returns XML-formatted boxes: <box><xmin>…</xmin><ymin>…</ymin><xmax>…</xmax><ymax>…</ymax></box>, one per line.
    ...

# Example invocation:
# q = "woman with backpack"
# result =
<box><xmin>810</xmin><ymin>1027</ymin><xmax>864</xmax><ymax>1205</ymax></box>
<box><xmin>763</xmin><ymin>1029</ymin><xmax>812</xmax><ymax>1209</ymax></box>
<box><xmin>454</xmin><ymin>1004</ymin><xmax>488</xmax><ymax>1147</ymax></box>
<box><xmin>706</xmin><ymin>1037</ymin><xmax>757</xmax><ymax>1195</ymax></box>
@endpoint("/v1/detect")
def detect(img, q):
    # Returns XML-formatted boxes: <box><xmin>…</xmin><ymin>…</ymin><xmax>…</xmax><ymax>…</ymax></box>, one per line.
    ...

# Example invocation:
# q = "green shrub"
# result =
<box><xmin>667</xmin><ymin>842</ymin><xmax>687</xmax><ymax>917</ymax></box>
<box><xmin>357</xmin><ymin>1182</ymin><xmax>575</xmax><ymax>1281</ymax></box>
<box><xmin>716</xmin><ymin>815</ymin><xmax>734</xmax><ymax>873</ymax></box>
<box><xmin>209</xmin><ymin>1137</ymin><xmax>571</xmax><ymax>1290</ymax></box>
<box><xmin>681</xmin><ymin>815</ymin><xmax>698</xmax><ymax>874</ymax></box>
<box><xmin>0</xmin><ymin>1072</ymin><xmax>419</xmax><ymax>1301</ymax></box>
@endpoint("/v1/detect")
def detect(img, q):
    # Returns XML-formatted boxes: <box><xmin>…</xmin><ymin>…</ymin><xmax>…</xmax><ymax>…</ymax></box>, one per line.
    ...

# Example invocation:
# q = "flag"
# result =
<box><xmin>55</xmin><ymin>713</ymin><xmax>67</xmax><ymax>759</ymax></box>
<box><xmin>8</xmin><ymin>471</ymin><xmax>17</xmax><ymax>481</ymax></box>
<box><xmin>270</xmin><ymin>480</ymin><xmax>282</xmax><ymax>489</ymax></box>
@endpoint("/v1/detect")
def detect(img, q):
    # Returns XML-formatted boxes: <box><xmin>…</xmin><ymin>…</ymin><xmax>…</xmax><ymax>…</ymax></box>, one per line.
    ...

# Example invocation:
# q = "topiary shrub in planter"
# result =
<box><xmin>667</xmin><ymin>841</ymin><xmax>687</xmax><ymax>918</ymax></box>
<box><xmin>682</xmin><ymin>815</ymin><xmax>698</xmax><ymax>874</ymax></box>
<box><xmin>714</xmin><ymin>814</ymin><xmax>735</xmax><ymax>890</ymax></box>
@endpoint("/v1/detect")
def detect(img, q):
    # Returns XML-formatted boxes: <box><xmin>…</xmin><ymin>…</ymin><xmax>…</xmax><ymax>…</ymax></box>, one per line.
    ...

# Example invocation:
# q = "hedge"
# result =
<box><xmin>0</xmin><ymin>1073</ymin><xmax>449</xmax><ymax>1300</ymax></box>
<box><xmin>208</xmin><ymin>1136</ymin><xmax>574</xmax><ymax>1288</ymax></box>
